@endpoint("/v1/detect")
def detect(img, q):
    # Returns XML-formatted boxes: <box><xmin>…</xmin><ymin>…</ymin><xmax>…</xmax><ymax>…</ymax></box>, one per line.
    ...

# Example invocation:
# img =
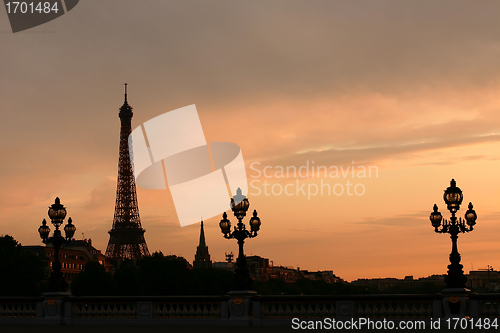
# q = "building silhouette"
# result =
<box><xmin>213</xmin><ymin>252</ymin><xmax>235</xmax><ymax>270</ymax></box>
<box><xmin>212</xmin><ymin>253</ymin><xmax>342</xmax><ymax>284</ymax></box>
<box><xmin>467</xmin><ymin>267</ymin><xmax>500</xmax><ymax>292</ymax></box>
<box><xmin>105</xmin><ymin>84</ymin><xmax>150</xmax><ymax>260</ymax></box>
<box><xmin>24</xmin><ymin>238</ymin><xmax>108</xmax><ymax>285</ymax></box>
<box><xmin>352</xmin><ymin>275</ymin><xmax>446</xmax><ymax>291</ymax></box>
<box><xmin>193</xmin><ymin>220</ymin><xmax>212</xmax><ymax>268</ymax></box>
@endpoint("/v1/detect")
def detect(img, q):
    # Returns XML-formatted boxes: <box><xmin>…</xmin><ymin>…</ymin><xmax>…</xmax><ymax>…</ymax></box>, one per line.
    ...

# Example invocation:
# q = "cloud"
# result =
<box><xmin>251</xmin><ymin>134</ymin><xmax>500</xmax><ymax>174</ymax></box>
<box><xmin>353</xmin><ymin>212</ymin><xmax>428</xmax><ymax>228</ymax></box>
<box><xmin>414</xmin><ymin>155</ymin><xmax>500</xmax><ymax>167</ymax></box>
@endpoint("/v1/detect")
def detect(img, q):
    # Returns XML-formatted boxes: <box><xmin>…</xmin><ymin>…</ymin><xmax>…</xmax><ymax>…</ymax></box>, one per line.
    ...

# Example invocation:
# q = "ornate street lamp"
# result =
<box><xmin>220</xmin><ymin>188</ymin><xmax>261</xmax><ymax>290</ymax></box>
<box><xmin>430</xmin><ymin>179</ymin><xmax>477</xmax><ymax>289</ymax></box>
<box><xmin>38</xmin><ymin>197</ymin><xmax>76</xmax><ymax>292</ymax></box>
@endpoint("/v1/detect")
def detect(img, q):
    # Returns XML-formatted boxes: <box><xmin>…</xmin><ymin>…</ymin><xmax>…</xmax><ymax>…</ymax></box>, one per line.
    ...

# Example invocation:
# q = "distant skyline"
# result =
<box><xmin>2</xmin><ymin>1</ymin><xmax>500</xmax><ymax>281</ymax></box>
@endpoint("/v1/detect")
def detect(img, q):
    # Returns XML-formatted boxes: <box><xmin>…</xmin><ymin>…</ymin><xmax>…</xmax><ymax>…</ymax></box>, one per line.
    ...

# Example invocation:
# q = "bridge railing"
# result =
<box><xmin>1</xmin><ymin>293</ymin><xmax>499</xmax><ymax>326</ymax></box>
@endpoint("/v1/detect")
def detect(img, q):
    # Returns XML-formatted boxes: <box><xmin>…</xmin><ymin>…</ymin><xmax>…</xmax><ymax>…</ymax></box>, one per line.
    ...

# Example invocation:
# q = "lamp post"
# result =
<box><xmin>219</xmin><ymin>188</ymin><xmax>261</xmax><ymax>291</ymax></box>
<box><xmin>38</xmin><ymin>197</ymin><xmax>76</xmax><ymax>292</ymax></box>
<box><xmin>429</xmin><ymin>179</ymin><xmax>477</xmax><ymax>290</ymax></box>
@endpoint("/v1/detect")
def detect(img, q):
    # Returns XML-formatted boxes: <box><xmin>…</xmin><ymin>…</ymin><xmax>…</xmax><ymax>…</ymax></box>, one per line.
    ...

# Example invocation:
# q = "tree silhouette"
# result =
<box><xmin>71</xmin><ymin>261</ymin><xmax>114</xmax><ymax>296</ymax></box>
<box><xmin>114</xmin><ymin>261</ymin><xmax>140</xmax><ymax>296</ymax></box>
<box><xmin>135</xmin><ymin>252</ymin><xmax>190</xmax><ymax>295</ymax></box>
<box><xmin>0</xmin><ymin>235</ymin><xmax>45</xmax><ymax>296</ymax></box>
<box><xmin>189</xmin><ymin>267</ymin><xmax>233</xmax><ymax>295</ymax></box>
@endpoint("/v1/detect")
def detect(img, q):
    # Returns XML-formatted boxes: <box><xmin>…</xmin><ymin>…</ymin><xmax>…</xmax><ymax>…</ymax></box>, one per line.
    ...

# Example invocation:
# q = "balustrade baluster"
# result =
<box><xmin>299</xmin><ymin>304</ymin><xmax>307</xmax><ymax>316</ymax></box>
<box><xmin>188</xmin><ymin>304</ymin><xmax>195</xmax><ymax>316</ymax></box>
<box><xmin>489</xmin><ymin>303</ymin><xmax>497</xmax><ymax>317</ymax></box>
<box><xmin>292</xmin><ymin>303</ymin><xmax>299</xmax><ymax>316</ymax></box>
<box><xmin>364</xmin><ymin>303</ymin><xmax>371</xmax><ymax>317</ymax></box>
<box><xmin>403</xmin><ymin>303</ymin><xmax>411</xmax><ymax>318</ymax></box>
<box><xmin>314</xmin><ymin>303</ymin><xmax>320</xmax><ymax>316</ymax></box>
<box><xmin>372</xmin><ymin>303</ymin><xmax>380</xmax><ymax>318</ymax></box>
<box><xmin>426</xmin><ymin>302</ymin><xmax>432</xmax><ymax>317</ymax></box>
<box><xmin>270</xmin><ymin>303</ymin><xmax>278</xmax><ymax>317</ymax></box>
<box><xmin>277</xmin><ymin>303</ymin><xmax>285</xmax><ymax>316</ymax></box>
<box><xmin>284</xmin><ymin>303</ymin><xmax>292</xmax><ymax>316</ymax></box>
<box><xmin>411</xmin><ymin>303</ymin><xmax>418</xmax><ymax>318</ymax></box>
<box><xmin>356</xmin><ymin>303</ymin><xmax>363</xmax><ymax>316</ymax></box>
<box><xmin>181</xmin><ymin>304</ymin><xmax>188</xmax><ymax>317</ymax></box>
<box><xmin>211</xmin><ymin>303</ymin><xmax>219</xmax><ymax>316</ymax></box>
<box><xmin>196</xmin><ymin>304</ymin><xmax>203</xmax><ymax>317</ymax></box>
<box><xmin>395</xmin><ymin>303</ymin><xmax>403</xmax><ymax>317</ymax></box>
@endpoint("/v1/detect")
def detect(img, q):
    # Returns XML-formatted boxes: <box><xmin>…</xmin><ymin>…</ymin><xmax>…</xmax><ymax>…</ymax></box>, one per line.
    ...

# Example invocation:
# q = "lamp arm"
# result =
<box><xmin>243</xmin><ymin>229</ymin><xmax>251</xmax><ymax>239</ymax></box>
<box><xmin>434</xmin><ymin>225</ymin><xmax>449</xmax><ymax>234</ymax></box>
<box><xmin>464</xmin><ymin>225</ymin><xmax>474</xmax><ymax>233</ymax></box>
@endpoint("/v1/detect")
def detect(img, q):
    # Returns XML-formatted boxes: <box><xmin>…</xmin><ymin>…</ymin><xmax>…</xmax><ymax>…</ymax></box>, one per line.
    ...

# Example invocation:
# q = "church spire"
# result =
<box><xmin>193</xmin><ymin>219</ymin><xmax>211</xmax><ymax>268</ymax></box>
<box><xmin>199</xmin><ymin>220</ymin><xmax>206</xmax><ymax>248</ymax></box>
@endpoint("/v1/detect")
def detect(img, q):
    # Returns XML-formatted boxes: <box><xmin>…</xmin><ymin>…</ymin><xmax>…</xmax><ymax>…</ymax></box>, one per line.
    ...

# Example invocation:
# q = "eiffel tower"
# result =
<box><xmin>105</xmin><ymin>84</ymin><xmax>150</xmax><ymax>260</ymax></box>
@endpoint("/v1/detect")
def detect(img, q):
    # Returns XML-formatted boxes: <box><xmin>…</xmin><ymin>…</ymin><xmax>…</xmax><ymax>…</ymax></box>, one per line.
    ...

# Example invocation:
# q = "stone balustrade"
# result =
<box><xmin>1</xmin><ymin>293</ymin><xmax>499</xmax><ymax>326</ymax></box>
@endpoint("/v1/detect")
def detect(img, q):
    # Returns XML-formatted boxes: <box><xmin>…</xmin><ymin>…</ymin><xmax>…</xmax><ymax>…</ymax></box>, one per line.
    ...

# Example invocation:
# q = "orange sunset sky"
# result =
<box><xmin>2</xmin><ymin>1</ymin><xmax>500</xmax><ymax>282</ymax></box>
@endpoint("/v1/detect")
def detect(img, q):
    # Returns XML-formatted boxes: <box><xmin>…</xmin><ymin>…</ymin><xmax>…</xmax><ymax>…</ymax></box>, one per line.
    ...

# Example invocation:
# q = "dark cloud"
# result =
<box><xmin>2</xmin><ymin>0</ymin><xmax>500</xmax><ymax>165</ymax></box>
<box><xmin>3</xmin><ymin>1</ymin><xmax>500</xmax><ymax>111</ymax></box>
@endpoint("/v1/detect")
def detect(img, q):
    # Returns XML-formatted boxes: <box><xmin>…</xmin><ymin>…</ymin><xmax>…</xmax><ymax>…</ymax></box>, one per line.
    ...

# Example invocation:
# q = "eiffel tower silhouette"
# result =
<box><xmin>105</xmin><ymin>84</ymin><xmax>150</xmax><ymax>260</ymax></box>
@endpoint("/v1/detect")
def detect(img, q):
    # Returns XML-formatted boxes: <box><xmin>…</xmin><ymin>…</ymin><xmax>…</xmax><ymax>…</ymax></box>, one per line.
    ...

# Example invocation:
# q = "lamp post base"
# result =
<box><xmin>41</xmin><ymin>292</ymin><xmax>71</xmax><ymax>324</ymax></box>
<box><xmin>441</xmin><ymin>287</ymin><xmax>471</xmax><ymax>319</ymax></box>
<box><xmin>226</xmin><ymin>290</ymin><xmax>257</xmax><ymax>323</ymax></box>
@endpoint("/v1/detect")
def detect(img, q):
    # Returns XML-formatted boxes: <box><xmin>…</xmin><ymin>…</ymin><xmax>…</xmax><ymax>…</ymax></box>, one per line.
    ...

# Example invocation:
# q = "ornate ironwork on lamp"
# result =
<box><xmin>38</xmin><ymin>219</ymin><xmax>50</xmax><ymax>240</ymax></box>
<box><xmin>38</xmin><ymin>197</ymin><xmax>76</xmax><ymax>292</ymax></box>
<box><xmin>64</xmin><ymin>217</ymin><xmax>76</xmax><ymax>240</ymax></box>
<box><xmin>219</xmin><ymin>212</ymin><xmax>231</xmax><ymax>235</ymax></box>
<box><xmin>230</xmin><ymin>188</ymin><xmax>250</xmax><ymax>220</ymax></box>
<box><xmin>443</xmin><ymin>179</ymin><xmax>463</xmax><ymax>213</ymax></box>
<box><xmin>429</xmin><ymin>179</ymin><xmax>476</xmax><ymax>290</ymax></box>
<box><xmin>464</xmin><ymin>202</ymin><xmax>477</xmax><ymax>227</ymax></box>
<box><xmin>220</xmin><ymin>188</ymin><xmax>262</xmax><ymax>291</ymax></box>
<box><xmin>47</xmin><ymin>197</ymin><xmax>67</xmax><ymax>227</ymax></box>
<box><xmin>249</xmin><ymin>210</ymin><xmax>261</xmax><ymax>232</ymax></box>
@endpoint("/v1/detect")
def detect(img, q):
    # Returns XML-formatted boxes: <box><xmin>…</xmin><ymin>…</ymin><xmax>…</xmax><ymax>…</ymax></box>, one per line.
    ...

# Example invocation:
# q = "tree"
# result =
<box><xmin>114</xmin><ymin>261</ymin><xmax>140</xmax><ymax>296</ymax></box>
<box><xmin>71</xmin><ymin>261</ymin><xmax>115</xmax><ymax>296</ymax></box>
<box><xmin>136</xmin><ymin>252</ymin><xmax>190</xmax><ymax>295</ymax></box>
<box><xmin>0</xmin><ymin>235</ymin><xmax>45</xmax><ymax>296</ymax></box>
<box><xmin>189</xmin><ymin>267</ymin><xmax>233</xmax><ymax>295</ymax></box>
